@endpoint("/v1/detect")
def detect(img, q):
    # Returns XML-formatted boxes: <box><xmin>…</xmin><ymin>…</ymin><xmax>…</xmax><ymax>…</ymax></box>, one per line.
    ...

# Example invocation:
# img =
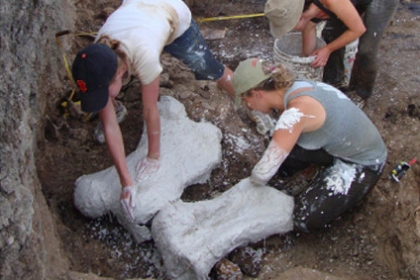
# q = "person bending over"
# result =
<box><xmin>233</xmin><ymin>58</ymin><xmax>387</xmax><ymax>232</ymax></box>
<box><xmin>71</xmin><ymin>0</ymin><xmax>235</xmax><ymax>221</ymax></box>
<box><xmin>264</xmin><ymin>0</ymin><xmax>398</xmax><ymax>107</ymax></box>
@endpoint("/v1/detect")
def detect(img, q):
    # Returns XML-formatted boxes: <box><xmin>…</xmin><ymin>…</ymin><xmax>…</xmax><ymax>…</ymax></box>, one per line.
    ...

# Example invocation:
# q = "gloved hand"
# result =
<box><xmin>120</xmin><ymin>185</ymin><xmax>135</xmax><ymax>222</ymax></box>
<box><xmin>135</xmin><ymin>157</ymin><xmax>160</xmax><ymax>183</ymax></box>
<box><xmin>248</xmin><ymin>110</ymin><xmax>275</xmax><ymax>136</ymax></box>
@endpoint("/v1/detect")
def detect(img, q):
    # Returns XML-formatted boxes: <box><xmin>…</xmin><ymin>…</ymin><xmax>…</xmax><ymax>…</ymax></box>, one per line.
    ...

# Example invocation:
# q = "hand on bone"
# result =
<box><xmin>135</xmin><ymin>157</ymin><xmax>160</xmax><ymax>183</ymax></box>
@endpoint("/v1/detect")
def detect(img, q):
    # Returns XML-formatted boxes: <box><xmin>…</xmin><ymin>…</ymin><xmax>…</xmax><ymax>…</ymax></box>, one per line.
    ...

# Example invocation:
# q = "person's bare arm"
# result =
<box><xmin>251</xmin><ymin>105</ymin><xmax>307</xmax><ymax>185</ymax></box>
<box><xmin>100</xmin><ymin>99</ymin><xmax>134</xmax><ymax>188</ymax></box>
<box><xmin>294</xmin><ymin>4</ymin><xmax>321</xmax><ymax>57</ymax></box>
<box><xmin>251</xmin><ymin>109</ymin><xmax>304</xmax><ymax>185</ymax></box>
<box><xmin>311</xmin><ymin>0</ymin><xmax>366</xmax><ymax>67</ymax></box>
<box><xmin>301</xmin><ymin>21</ymin><xmax>318</xmax><ymax>57</ymax></box>
<box><xmin>251</xmin><ymin>96</ymin><xmax>326</xmax><ymax>185</ymax></box>
<box><xmin>141</xmin><ymin>75</ymin><xmax>161</xmax><ymax>160</ymax></box>
<box><xmin>133</xmin><ymin>75</ymin><xmax>162</xmax><ymax>184</ymax></box>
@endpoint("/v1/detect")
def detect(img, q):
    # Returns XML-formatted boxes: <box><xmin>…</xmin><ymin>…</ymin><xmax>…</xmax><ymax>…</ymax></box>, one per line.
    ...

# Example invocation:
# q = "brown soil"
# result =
<box><xmin>37</xmin><ymin>0</ymin><xmax>420</xmax><ymax>279</ymax></box>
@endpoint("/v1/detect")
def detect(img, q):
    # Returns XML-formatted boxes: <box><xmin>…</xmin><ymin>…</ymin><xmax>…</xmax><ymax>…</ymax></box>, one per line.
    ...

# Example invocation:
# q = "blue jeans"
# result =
<box><xmin>164</xmin><ymin>20</ymin><xmax>225</xmax><ymax>81</ymax></box>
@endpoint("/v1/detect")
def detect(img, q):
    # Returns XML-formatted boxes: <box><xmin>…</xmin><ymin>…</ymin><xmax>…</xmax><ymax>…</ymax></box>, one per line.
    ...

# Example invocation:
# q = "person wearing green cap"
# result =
<box><xmin>232</xmin><ymin>58</ymin><xmax>387</xmax><ymax>232</ymax></box>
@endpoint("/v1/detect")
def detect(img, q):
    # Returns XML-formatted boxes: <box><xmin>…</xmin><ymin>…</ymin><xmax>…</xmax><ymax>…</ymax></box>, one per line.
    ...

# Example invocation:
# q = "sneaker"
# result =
<box><xmin>247</xmin><ymin>109</ymin><xmax>276</xmax><ymax>136</ymax></box>
<box><xmin>94</xmin><ymin>101</ymin><xmax>128</xmax><ymax>144</ymax></box>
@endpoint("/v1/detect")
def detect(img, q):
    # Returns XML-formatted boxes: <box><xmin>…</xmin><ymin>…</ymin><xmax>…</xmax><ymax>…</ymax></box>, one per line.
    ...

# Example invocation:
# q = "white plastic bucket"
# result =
<box><xmin>273</xmin><ymin>32</ymin><xmax>326</xmax><ymax>81</ymax></box>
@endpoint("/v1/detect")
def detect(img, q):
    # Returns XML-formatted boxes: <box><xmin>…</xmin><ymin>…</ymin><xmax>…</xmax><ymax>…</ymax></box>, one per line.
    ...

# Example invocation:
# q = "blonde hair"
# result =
<box><xmin>243</xmin><ymin>61</ymin><xmax>294</xmax><ymax>98</ymax></box>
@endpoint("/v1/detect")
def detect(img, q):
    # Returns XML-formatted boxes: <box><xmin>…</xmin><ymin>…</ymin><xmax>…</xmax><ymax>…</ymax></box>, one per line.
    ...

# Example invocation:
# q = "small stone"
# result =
<box><xmin>214</xmin><ymin>258</ymin><xmax>243</xmax><ymax>280</ymax></box>
<box><xmin>201</xmin><ymin>101</ymin><xmax>216</xmax><ymax>111</ymax></box>
<box><xmin>6</xmin><ymin>236</ymin><xmax>14</xmax><ymax>246</ymax></box>
<box><xmin>178</xmin><ymin>90</ymin><xmax>193</xmax><ymax>100</ymax></box>
<box><xmin>229</xmin><ymin>246</ymin><xmax>262</xmax><ymax>277</ymax></box>
<box><xmin>159</xmin><ymin>72</ymin><xmax>173</xmax><ymax>88</ymax></box>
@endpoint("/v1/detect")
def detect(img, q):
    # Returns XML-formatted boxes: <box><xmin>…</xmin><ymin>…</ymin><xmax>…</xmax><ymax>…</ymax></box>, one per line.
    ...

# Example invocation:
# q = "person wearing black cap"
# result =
<box><xmin>72</xmin><ymin>0</ymin><xmax>235</xmax><ymax>222</ymax></box>
<box><xmin>265</xmin><ymin>0</ymin><xmax>398</xmax><ymax>108</ymax></box>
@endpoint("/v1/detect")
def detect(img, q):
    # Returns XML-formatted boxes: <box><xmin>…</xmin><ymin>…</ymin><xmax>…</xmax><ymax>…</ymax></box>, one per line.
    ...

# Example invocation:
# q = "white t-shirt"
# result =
<box><xmin>96</xmin><ymin>0</ymin><xmax>191</xmax><ymax>85</ymax></box>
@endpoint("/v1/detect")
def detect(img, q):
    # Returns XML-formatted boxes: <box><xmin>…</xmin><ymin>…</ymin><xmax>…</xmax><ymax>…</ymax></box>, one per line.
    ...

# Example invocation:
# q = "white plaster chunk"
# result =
<box><xmin>74</xmin><ymin>96</ymin><xmax>222</xmax><ymax>243</ymax></box>
<box><xmin>152</xmin><ymin>178</ymin><xmax>294</xmax><ymax>279</ymax></box>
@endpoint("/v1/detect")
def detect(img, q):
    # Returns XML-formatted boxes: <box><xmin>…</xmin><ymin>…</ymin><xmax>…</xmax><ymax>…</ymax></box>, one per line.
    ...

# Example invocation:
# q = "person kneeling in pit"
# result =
<box><xmin>232</xmin><ymin>58</ymin><xmax>387</xmax><ymax>232</ymax></box>
<box><xmin>71</xmin><ymin>0</ymin><xmax>235</xmax><ymax>221</ymax></box>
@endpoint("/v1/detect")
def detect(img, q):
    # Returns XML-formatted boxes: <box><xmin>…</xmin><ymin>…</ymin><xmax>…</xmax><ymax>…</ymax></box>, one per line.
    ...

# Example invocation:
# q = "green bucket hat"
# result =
<box><xmin>233</xmin><ymin>58</ymin><xmax>271</xmax><ymax>108</ymax></box>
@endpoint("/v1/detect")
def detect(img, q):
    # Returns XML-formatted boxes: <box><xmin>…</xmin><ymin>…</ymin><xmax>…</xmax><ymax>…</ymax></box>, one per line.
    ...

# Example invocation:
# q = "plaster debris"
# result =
<box><xmin>74</xmin><ymin>96</ymin><xmax>223</xmax><ymax>243</ymax></box>
<box><xmin>275</xmin><ymin>107</ymin><xmax>307</xmax><ymax>133</ymax></box>
<box><xmin>152</xmin><ymin>178</ymin><xmax>294</xmax><ymax>279</ymax></box>
<box><xmin>324</xmin><ymin>159</ymin><xmax>357</xmax><ymax>195</ymax></box>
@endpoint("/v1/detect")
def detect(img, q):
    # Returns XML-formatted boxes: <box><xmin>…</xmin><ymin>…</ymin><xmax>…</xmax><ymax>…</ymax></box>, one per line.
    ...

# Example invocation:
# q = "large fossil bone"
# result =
<box><xmin>74</xmin><ymin>96</ymin><xmax>223</xmax><ymax>243</ymax></box>
<box><xmin>152</xmin><ymin>178</ymin><xmax>294</xmax><ymax>279</ymax></box>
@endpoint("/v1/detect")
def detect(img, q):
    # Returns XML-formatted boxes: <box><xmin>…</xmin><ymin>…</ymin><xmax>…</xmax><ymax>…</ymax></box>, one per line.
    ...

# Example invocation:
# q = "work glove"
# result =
<box><xmin>248</xmin><ymin>110</ymin><xmax>276</xmax><ymax>136</ymax></box>
<box><xmin>135</xmin><ymin>157</ymin><xmax>160</xmax><ymax>183</ymax></box>
<box><xmin>120</xmin><ymin>185</ymin><xmax>135</xmax><ymax>223</ymax></box>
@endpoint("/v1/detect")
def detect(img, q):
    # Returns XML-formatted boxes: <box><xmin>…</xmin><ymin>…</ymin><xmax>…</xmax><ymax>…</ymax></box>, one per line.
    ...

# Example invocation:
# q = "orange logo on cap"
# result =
<box><xmin>251</xmin><ymin>58</ymin><xmax>259</xmax><ymax>67</ymax></box>
<box><xmin>77</xmin><ymin>80</ymin><xmax>87</xmax><ymax>92</ymax></box>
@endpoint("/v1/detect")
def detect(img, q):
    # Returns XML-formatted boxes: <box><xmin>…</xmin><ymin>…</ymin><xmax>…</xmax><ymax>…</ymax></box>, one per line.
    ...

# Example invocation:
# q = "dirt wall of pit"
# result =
<box><xmin>0</xmin><ymin>0</ymin><xmax>75</xmax><ymax>279</ymax></box>
<box><xmin>0</xmin><ymin>1</ymin><xmax>154</xmax><ymax>279</ymax></box>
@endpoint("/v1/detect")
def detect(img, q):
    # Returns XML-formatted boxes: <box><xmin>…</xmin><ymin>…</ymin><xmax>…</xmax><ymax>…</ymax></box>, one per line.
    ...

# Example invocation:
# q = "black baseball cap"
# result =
<box><xmin>72</xmin><ymin>43</ymin><xmax>118</xmax><ymax>113</ymax></box>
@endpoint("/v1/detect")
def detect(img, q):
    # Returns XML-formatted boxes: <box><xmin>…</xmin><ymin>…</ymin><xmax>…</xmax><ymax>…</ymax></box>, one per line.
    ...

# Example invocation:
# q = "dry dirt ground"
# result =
<box><xmin>37</xmin><ymin>0</ymin><xmax>420</xmax><ymax>279</ymax></box>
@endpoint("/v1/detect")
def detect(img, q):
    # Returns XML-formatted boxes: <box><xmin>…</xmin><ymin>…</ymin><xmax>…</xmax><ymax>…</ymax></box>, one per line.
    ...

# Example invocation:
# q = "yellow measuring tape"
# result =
<box><xmin>55</xmin><ymin>30</ymin><xmax>97</xmax><ymax>121</ymax></box>
<box><xmin>196</xmin><ymin>13</ymin><xmax>265</xmax><ymax>23</ymax></box>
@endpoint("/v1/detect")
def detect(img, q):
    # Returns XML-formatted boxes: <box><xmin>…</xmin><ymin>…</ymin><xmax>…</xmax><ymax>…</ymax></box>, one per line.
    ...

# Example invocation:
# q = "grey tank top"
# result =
<box><xmin>283</xmin><ymin>80</ymin><xmax>387</xmax><ymax>167</ymax></box>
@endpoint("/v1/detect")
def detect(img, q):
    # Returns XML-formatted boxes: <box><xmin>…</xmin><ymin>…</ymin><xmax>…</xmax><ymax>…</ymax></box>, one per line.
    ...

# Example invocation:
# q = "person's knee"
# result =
<box><xmin>293</xmin><ymin>201</ymin><xmax>338</xmax><ymax>233</ymax></box>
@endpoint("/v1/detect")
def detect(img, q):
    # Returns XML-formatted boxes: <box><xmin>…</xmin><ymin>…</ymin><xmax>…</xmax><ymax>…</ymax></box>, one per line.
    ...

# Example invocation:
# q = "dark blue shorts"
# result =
<box><xmin>164</xmin><ymin>20</ymin><xmax>224</xmax><ymax>81</ymax></box>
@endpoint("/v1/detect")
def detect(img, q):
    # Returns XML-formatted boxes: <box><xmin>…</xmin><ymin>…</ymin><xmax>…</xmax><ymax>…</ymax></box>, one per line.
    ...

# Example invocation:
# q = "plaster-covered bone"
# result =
<box><xmin>74</xmin><ymin>96</ymin><xmax>222</xmax><ymax>243</ymax></box>
<box><xmin>152</xmin><ymin>178</ymin><xmax>294</xmax><ymax>279</ymax></box>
